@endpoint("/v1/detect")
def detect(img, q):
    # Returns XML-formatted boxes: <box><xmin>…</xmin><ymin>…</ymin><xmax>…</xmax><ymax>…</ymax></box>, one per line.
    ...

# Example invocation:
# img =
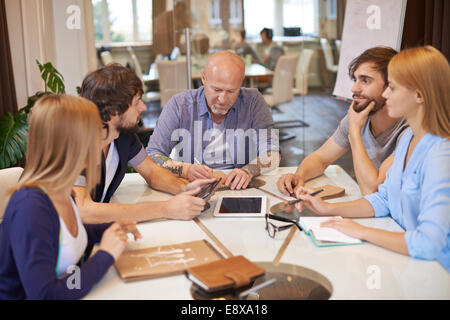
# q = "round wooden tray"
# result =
<box><xmin>190</xmin><ymin>262</ymin><xmax>333</xmax><ymax>300</ymax></box>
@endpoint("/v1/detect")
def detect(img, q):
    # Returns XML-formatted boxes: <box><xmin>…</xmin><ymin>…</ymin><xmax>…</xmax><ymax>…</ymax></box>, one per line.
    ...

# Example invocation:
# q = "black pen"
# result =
<box><xmin>287</xmin><ymin>188</ymin><xmax>323</xmax><ymax>205</ymax></box>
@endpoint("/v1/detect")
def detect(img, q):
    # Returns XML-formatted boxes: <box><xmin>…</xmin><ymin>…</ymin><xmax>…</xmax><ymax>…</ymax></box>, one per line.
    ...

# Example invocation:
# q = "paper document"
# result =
<box><xmin>299</xmin><ymin>217</ymin><xmax>362</xmax><ymax>244</ymax></box>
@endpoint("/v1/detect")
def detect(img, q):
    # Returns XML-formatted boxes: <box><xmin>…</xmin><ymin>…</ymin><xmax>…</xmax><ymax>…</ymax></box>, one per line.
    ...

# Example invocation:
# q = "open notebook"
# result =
<box><xmin>299</xmin><ymin>217</ymin><xmax>363</xmax><ymax>247</ymax></box>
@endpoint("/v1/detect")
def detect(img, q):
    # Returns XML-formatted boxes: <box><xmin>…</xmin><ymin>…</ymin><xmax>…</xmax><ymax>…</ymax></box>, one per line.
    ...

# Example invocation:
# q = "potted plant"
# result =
<box><xmin>0</xmin><ymin>60</ymin><xmax>65</xmax><ymax>169</ymax></box>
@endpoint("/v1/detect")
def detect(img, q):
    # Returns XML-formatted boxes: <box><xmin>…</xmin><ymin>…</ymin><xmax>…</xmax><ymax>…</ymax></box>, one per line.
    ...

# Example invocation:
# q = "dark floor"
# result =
<box><xmin>141</xmin><ymin>90</ymin><xmax>355</xmax><ymax>180</ymax></box>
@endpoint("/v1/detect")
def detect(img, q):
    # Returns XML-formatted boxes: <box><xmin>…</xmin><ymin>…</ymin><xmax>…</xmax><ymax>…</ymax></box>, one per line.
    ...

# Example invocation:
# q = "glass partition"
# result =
<box><xmin>90</xmin><ymin>0</ymin><xmax>346</xmax><ymax>168</ymax></box>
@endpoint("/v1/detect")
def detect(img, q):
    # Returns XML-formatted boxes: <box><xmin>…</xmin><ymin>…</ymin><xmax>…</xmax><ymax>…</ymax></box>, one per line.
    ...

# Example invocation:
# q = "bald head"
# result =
<box><xmin>203</xmin><ymin>51</ymin><xmax>245</xmax><ymax>83</ymax></box>
<box><xmin>201</xmin><ymin>51</ymin><xmax>245</xmax><ymax>117</ymax></box>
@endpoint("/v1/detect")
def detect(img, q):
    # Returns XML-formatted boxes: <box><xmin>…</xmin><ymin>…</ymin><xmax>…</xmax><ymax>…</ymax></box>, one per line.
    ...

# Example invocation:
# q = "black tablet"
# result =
<box><xmin>213</xmin><ymin>196</ymin><xmax>266</xmax><ymax>217</ymax></box>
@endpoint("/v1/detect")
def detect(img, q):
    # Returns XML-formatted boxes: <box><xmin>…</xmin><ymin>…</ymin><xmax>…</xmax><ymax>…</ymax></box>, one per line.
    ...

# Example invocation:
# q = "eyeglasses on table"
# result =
<box><xmin>265</xmin><ymin>213</ymin><xmax>303</xmax><ymax>238</ymax></box>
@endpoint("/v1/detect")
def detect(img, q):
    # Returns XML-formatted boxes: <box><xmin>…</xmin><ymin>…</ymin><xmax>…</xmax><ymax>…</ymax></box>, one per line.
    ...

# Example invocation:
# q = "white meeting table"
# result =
<box><xmin>84</xmin><ymin>166</ymin><xmax>450</xmax><ymax>300</ymax></box>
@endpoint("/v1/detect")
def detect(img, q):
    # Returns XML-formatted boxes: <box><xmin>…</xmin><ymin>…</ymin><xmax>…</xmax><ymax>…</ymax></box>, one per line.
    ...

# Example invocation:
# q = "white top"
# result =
<box><xmin>100</xmin><ymin>141</ymin><xmax>120</xmax><ymax>202</ymax></box>
<box><xmin>56</xmin><ymin>198</ymin><xmax>88</xmax><ymax>277</ymax></box>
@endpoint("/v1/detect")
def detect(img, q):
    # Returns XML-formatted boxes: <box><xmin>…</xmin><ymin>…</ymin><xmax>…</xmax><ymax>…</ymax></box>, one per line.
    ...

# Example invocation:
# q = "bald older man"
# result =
<box><xmin>146</xmin><ymin>51</ymin><xmax>280</xmax><ymax>190</ymax></box>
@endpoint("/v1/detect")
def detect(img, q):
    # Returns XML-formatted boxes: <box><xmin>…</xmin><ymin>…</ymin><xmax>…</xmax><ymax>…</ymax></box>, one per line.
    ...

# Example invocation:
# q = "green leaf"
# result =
<box><xmin>36</xmin><ymin>59</ymin><xmax>65</xmax><ymax>94</ymax></box>
<box><xmin>0</xmin><ymin>112</ymin><xmax>28</xmax><ymax>169</ymax></box>
<box><xmin>0</xmin><ymin>60</ymin><xmax>68</xmax><ymax>168</ymax></box>
<box><xmin>20</xmin><ymin>91</ymin><xmax>51</xmax><ymax>115</ymax></box>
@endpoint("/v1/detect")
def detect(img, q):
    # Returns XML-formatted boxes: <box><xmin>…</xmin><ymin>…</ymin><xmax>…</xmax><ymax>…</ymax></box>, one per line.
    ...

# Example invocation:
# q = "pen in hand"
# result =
<box><xmin>287</xmin><ymin>188</ymin><xmax>323</xmax><ymax>205</ymax></box>
<box><xmin>193</xmin><ymin>157</ymin><xmax>214</xmax><ymax>179</ymax></box>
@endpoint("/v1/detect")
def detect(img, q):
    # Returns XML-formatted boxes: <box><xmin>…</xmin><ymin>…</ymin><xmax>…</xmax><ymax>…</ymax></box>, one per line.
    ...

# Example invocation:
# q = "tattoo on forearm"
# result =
<box><xmin>151</xmin><ymin>154</ymin><xmax>184</xmax><ymax>177</ymax></box>
<box><xmin>166</xmin><ymin>165</ymin><xmax>184</xmax><ymax>176</ymax></box>
<box><xmin>242</xmin><ymin>164</ymin><xmax>261</xmax><ymax>177</ymax></box>
<box><xmin>151</xmin><ymin>154</ymin><xmax>170</xmax><ymax>166</ymax></box>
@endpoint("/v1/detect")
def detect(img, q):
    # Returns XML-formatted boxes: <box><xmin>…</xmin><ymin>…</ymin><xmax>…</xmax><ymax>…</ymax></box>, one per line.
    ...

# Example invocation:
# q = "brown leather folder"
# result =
<box><xmin>185</xmin><ymin>255</ymin><xmax>265</xmax><ymax>293</ymax></box>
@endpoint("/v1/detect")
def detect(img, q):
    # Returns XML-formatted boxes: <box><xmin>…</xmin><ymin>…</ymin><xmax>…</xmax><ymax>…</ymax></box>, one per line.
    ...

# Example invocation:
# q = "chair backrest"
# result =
<box><xmin>294</xmin><ymin>49</ymin><xmax>315</xmax><ymax>95</ymax></box>
<box><xmin>0</xmin><ymin>167</ymin><xmax>24</xmax><ymax>221</ymax></box>
<box><xmin>100</xmin><ymin>51</ymin><xmax>113</xmax><ymax>66</ymax></box>
<box><xmin>320</xmin><ymin>38</ymin><xmax>337</xmax><ymax>72</ymax></box>
<box><xmin>127</xmin><ymin>47</ymin><xmax>143</xmax><ymax>80</ymax></box>
<box><xmin>272</xmin><ymin>54</ymin><xmax>299</xmax><ymax>105</ymax></box>
<box><xmin>335</xmin><ymin>40</ymin><xmax>341</xmax><ymax>55</ymax></box>
<box><xmin>156</xmin><ymin>60</ymin><xmax>188</xmax><ymax>108</ymax></box>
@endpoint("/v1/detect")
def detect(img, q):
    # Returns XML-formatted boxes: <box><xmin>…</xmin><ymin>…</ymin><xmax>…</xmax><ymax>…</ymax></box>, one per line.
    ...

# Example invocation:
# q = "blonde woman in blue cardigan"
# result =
<box><xmin>0</xmin><ymin>95</ymin><xmax>141</xmax><ymax>299</ymax></box>
<box><xmin>295</xmin><ymin>46</ymin><xmax>450</xmax><ymax>271</ymax></box>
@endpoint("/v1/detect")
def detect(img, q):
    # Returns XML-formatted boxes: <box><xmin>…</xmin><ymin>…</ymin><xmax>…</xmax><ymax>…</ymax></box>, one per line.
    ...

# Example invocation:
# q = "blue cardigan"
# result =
<box><xmin>0</xmin><ymin>188</ymin><xmax>114</xmax><ymax>299</ymax></box>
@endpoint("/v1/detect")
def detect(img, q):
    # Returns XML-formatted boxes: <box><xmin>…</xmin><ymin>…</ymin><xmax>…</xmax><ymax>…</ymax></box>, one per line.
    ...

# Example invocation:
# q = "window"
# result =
<box><xmin>209</xmin><ymin>0</ymin><xmax>221</xmax><ymax>26</ymax></box>
<box><xmin>328</xmin><ymin>0</ymin><xmax>337</xmax><ymax>19</ymax></box>
<box><xmin>229</xmin><ymin>0</ymin><xmax>242</xmax><ymax>26</ymax></box>
<box><xmin>283</xmin><ymin>0</ymin><xmax>318</xmax><ymax>35</ymax></box>
<box><xmin>92</xmin><ymin>0</ymin><xmax>152</xmax><ymax>45</ymax></box>
<box><xmin>244</xmin><ymin>0</ymin><xmax>275</xmax><ymax>41</ymax></box>
<box><xmin>244</xmin><ymin>0</ymin><xmax>319</xmax><ymax>40</ymax></box>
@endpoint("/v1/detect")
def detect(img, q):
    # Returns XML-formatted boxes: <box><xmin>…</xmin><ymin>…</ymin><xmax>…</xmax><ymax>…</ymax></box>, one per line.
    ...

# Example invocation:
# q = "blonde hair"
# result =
<box><xmin>388</xmin><ymin>46</ymin><xmax>450</xmax><ymax>138</ymax></box>
<box><xmin>15</xmin><ymin>94</ymin><xmax>102</xmax><ymax>194</ymax></box>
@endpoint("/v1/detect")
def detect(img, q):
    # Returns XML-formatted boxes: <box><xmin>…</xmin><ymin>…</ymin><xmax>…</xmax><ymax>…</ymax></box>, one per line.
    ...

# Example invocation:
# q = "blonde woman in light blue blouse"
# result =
<box><xmin>294</xmin><ymin>46</ymin><xmax>450</xmax><ymax>271</ymax></box>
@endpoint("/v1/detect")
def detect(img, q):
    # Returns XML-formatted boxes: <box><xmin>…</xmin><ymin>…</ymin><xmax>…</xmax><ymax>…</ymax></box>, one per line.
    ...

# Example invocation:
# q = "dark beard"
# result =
<box><xmin>117</xmin><ymin>122</ymin><xmax>140</xmax><ymax>135</ymax></box>
<box><xmin>352</xmin><ymin>96</ymin><xmax>386</xmax><ymax>116</ymax></box>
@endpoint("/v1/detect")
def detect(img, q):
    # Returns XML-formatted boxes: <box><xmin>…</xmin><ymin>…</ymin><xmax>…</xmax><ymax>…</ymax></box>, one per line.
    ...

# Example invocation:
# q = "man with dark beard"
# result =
<box><xmin>278</xmin><ymin>47</ymin><xmax>408</xmax><ymax>196</ymax></box>
<box><xmin>73</xmin><ymin>63</ymin><xmax>215</xmax><ymax>224</ymax></box>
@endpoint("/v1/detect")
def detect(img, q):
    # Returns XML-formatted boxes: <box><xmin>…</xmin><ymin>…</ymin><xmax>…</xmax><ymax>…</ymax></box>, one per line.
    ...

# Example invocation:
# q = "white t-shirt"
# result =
<box><xmin>100</xmin><ymin>141</ymin><xmax>119</xmax><ymax>202</ymax></box>
<box><xmin>56</xmin><ymin>198</ymin><xmax>88</xmax><ymax>277</ymax></box>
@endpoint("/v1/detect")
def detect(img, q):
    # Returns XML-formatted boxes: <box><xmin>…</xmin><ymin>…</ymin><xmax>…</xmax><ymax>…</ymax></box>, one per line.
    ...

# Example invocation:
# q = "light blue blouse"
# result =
<box><xmin>365</xmin><ymin>128</ymin><xmax>450</xmax><ymax>271</ymax></box>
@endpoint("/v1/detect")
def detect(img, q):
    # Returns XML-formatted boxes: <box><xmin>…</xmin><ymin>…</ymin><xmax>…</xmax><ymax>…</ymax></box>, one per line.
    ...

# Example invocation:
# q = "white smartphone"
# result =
<box><xmin>213</xmin><ymin>196</ymin><xmax>267</xmax><ymax>218</ymax></box>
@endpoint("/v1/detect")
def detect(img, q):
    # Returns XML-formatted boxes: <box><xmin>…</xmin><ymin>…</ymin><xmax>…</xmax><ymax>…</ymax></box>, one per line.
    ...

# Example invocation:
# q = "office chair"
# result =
<box><xmin>0</xmin><ymin>167</ymin><xmax>23</xmax><ymax>222</ymax></box>
<box><xmin>293</xmin><ymin>49</ymin><xmax>314</xmax><ymax>96</ymax></box>
<box><xmin>156</xmin><ymin>60</ymin><xmax>188</xmax><ymax>108</ymax></box>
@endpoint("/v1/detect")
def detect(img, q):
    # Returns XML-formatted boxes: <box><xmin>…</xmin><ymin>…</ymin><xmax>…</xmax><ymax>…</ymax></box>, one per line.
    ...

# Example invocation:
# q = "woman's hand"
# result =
<box><xmin>320</xmin><ymin>216</ymin><xmax>367</xmax><ymax>239</ymax></box>
<box><xmin>99</xmin><ymin>220</ymin><xmax>140</xmax><ymax>260</ymax></box>
<box><xmin>294</xmin><ymin>186</ymin><xmax>333</xmax><ymax>215</ymax></box>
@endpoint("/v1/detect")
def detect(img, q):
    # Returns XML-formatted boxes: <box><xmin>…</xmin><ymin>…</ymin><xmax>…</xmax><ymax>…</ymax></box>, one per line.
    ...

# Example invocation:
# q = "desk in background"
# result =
<box><xmin>84</xmin><ymin>166</ymin><xmax>450</xmax><ymax>299</ymax></box>
<box><xmin>144</xmin><ymin>62</ymin><xmax>272</xmax><ymax>88</ymax></box>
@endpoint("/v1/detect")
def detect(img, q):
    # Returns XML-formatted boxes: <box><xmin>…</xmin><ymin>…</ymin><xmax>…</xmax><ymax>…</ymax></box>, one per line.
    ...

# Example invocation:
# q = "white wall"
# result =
<box><xmin>334</xmin><ymin>0</ymin><xmax>407</xmax><ymax>99</ymax></box>
<box><xmin>5</xmin><ymin>0</ymin><xmax>97</xmax><ymax>106</ymax></box>
<box><xmin>51</xmin><ymin>0</ymin><xmax>97</xmax><ymax>94</ymax></box>
<box><xmin>5</xmin><ymin>0</ymin><xmax>51</xmax><ymax>108</ymax></box>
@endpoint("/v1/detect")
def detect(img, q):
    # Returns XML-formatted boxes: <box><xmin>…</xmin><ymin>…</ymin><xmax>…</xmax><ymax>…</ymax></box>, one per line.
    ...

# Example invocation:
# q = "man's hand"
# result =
<box><xmin>184</xmin><ymin>178</ymin><xmax>217</xmax><ymax>192</ymax></box>
<box><xmin>186</xmin><ymin>163</ymin><xmax>214</xmax><ymax>182</ymax></box>
<box><xmin>224</xmin><ymin>168</ymin><xmax>252</xmax><ymax>190</ymax></box>
<box><xmin>184</xmin><ymin>178</ymin><xmax>217</xmax><ymax>200</ymax></box>
<box><xmin>277</xmin><ymin>173</ymin><xmax>304</xmax><ymax>196</ymax></box>
<box><xmin>348</xmin><ymin>100</ymin><xmax>375</xmax><ymax>135</ymax></box>
<box><xmin>166</xmin><ymin>188</ymin><xmax>207</xmax><ymax>220</ymax></box>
